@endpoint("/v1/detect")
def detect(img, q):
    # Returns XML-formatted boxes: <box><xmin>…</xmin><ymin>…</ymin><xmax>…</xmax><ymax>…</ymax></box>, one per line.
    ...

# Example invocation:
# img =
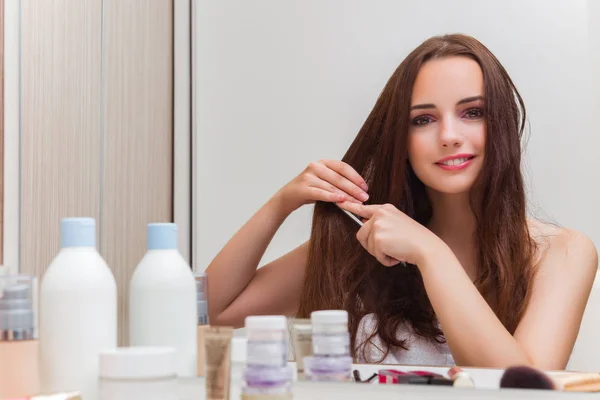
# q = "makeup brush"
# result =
<box><xmin>500</xmin><ymin>366</ymin><xmax>558</xmax><ymax>391</ymax></box>
<box><xmin>500</xmin><ymin>366</ymin><xmax>600</xmax><ymax>392</ymax></box>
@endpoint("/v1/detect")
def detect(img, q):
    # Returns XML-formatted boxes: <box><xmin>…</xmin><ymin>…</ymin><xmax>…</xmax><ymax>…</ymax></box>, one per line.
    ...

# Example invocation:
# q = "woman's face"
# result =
<box><xmin>407</xmin><ymin>56</ymin><xmax>486</xmax><ymax>195</ymax></box>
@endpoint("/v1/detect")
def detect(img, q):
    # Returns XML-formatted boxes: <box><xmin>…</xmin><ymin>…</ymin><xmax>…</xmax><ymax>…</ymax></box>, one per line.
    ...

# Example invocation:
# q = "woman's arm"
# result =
<box><xmin>511</xmin><ymin>230</ymin><xmax>597</xmax><ymax>369</ymax></box>
<box><xmin>337</xmin><ymin>202</ymin><xmax>598</xmax><ymax>368</ymax></box>
<box><xmin>206</xmin><ymin>194</ymin><xmax>307</xmax><ymax>328</ymax></box>
<box><xmin>207</xmin><ymin>160</ymin><xmax>369</xmax><ymax>328</ymax></box>
<box><xmin>420</xmin><ymin>229</ymin><xmax>597</xmax><ymax>369</ymax></box>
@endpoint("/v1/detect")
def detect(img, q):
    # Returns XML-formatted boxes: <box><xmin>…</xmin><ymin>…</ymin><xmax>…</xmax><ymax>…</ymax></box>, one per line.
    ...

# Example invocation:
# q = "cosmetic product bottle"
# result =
<box><xmin>40</xmin><ymin>218</ymin><xmax>117</xmax><ymax>400</ymax></box>
<box><xmin>0</xmin><ymin>275</ymin><xmax>40</xmax><ymax>399</ymax></box>
<box><xmin>129</xmin><ymin>223</ymin><xmax>198</xmax><ymax>377</ymax></box>
<box><xmin>205</xmin><ymin>326</ymin><xmax>233</xmax><ymax>400</ymax></box>
<box><xmin>99</xmin><ymin>346</ymin><xmax>177</xmax><ymax>400</ymax></box>
<box><xmin>242</xmin><ymin>316</ymin><xmax>293</xmax><ymax>398</ymax></box>
<box><xmin>304</xmin><ymin>310</ymin><xmax>352</xmax><ymax>382</ymax></box>
<box><xmin>195</xmin><ymin>272</ymin><xmax>210</xmax><ymax>377</ymax></box>
<box><xmin>245</xmin><ymin>316</ymin><xmax>288</xmax><ymax>368</ymax></box>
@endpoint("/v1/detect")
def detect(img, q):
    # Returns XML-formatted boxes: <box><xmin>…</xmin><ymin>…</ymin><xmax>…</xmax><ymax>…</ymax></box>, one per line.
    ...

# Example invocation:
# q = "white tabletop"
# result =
<box><xmin>176</xmin><ymin>363</ymin><xmax>596</xmax><ymax>399</ymax></box>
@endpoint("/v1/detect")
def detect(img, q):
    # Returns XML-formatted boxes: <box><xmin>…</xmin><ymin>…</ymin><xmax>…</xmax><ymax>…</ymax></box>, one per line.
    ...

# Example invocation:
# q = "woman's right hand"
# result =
<box><xmin>275</xmin><ymin>160</ymin><xmax>370</xmax><ymax>214</ymax></box>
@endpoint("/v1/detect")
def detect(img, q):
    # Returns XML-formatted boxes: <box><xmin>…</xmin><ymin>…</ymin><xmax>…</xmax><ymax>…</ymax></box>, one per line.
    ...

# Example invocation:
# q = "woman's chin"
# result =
<box><xmin>425</xmin><ymin>180</ymin><xmax>478</xmax><ymax>195</ymax></box>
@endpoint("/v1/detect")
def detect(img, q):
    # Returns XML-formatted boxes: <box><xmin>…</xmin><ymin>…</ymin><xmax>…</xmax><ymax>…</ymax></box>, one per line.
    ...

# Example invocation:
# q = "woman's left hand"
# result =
<box><xmin>337</xmin><ymin>201</ymin><xmax>442</xmax><ymax>267</ymax></box>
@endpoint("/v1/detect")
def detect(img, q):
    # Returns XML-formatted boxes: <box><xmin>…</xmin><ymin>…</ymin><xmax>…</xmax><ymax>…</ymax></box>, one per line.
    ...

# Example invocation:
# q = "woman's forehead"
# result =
<box><xmin>411</xmin><ymin>57</ymin><xmax>484</xmax><ymax>107</ymax></box>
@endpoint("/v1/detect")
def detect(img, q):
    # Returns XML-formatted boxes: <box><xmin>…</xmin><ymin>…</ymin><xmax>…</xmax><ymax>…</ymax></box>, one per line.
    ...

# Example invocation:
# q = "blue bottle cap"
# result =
<box><xmin>61</xmin><ymin>218</ymin><xmax>96</xmax><ymax>248</ymax></box>
<box><xmin>147</xmin><ymin>223</ymin><xmax>178</xmax><ymax>250</ymax></box>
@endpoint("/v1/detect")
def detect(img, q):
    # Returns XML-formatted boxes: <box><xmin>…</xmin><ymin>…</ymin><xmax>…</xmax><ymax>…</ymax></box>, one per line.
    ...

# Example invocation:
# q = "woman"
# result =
<box><xmin>205</xmin><ymin>34</ymin><xmax>597</xmax><ymax>369</ymax></box>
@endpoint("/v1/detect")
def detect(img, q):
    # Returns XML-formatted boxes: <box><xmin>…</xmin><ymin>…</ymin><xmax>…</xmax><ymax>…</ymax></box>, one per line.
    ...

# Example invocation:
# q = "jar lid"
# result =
<box><xmin>310</xmin><ymin>310</ymin><xmax>348</xmax><ymax>325</ymax></box>
<box><xmin>99</xmin><ymin>347</ymin><xmax>176</xmax><ymax>379</ymax></box>
<box><xmin>245</xmin><ymin>315</ymin><xmax>287</xmax><ymax>331</ymax></box>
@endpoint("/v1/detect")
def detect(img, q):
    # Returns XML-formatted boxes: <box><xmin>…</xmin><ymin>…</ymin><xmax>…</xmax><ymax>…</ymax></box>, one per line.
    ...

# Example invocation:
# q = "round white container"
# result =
<box><xmin>310</xmin><ymin>310</ymin><xmax>350</xmax><ymax>356</ymax></box>
<box><xmin>129</xmin><ymin>223</ymin><xmax>197</xmax><ymax>377</ymax></box>
<box><xmin>99</xmin><ymin>347</ymin><xmax>177</xmax><ymax>400</ymax></box>
<box><xmin>245</xmin><ymin>315</ymin><xmax>288</xmax><ymax>367</ymax></box>
<box><xmin>40</xmin><ymin>218</ymin><xmax>117</xmax><ymax>400</ymax></box>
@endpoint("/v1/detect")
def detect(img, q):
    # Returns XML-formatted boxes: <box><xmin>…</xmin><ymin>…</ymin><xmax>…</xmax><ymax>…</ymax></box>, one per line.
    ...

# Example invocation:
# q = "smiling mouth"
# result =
<box><xmin>436</xmin><ymin>156</ymin><xmax>475</xmax><ymax>166</ymax></box>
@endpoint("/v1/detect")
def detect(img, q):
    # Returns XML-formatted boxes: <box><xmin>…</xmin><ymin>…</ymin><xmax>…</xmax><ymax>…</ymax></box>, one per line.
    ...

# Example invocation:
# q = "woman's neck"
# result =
<box><xmin>426</xmin><ymin>190</ymin><xmax>478</xmax><ymax>279</ymax></box>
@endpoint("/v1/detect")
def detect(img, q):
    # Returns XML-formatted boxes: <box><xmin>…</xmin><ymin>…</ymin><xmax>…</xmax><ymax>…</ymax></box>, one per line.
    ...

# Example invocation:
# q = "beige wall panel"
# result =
<box><xmin>102</xmin><ymin>0</ymin><xmax>174</xmax><ymax>344</ymax></box>
<box><xmin>21</xmin><ymin>0</ymin><xmax>102</xmax><ymax>277</ymax></box>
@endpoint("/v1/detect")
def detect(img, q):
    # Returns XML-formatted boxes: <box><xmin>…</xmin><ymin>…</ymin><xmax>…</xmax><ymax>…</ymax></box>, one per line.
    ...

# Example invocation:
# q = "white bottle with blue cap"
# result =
<box><xmin>39</xmin><ymin>217</ymin><xmax>117</xmax><ymax>400</ymax></box>
<box><xmin>129</xmin><ymin>223</ymin><xmax>197</xmax><ymax>377</ymax></box>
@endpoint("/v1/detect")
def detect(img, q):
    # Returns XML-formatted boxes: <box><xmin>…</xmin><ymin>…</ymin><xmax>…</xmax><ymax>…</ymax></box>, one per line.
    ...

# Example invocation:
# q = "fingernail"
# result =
<box><xmin>359</xmin><ymin>192</ymin><xmax>369</xmax><ymax>202</ymax></box>
<box><xmin>360</xmin><ymin>183</ymin><xmax>369</xmax><ymax>192</ymax></box>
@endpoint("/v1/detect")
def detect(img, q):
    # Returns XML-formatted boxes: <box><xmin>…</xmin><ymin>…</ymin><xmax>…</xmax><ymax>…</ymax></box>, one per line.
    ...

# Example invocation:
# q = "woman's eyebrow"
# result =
<box><xmin>456</xmin><ymin>95</ymin><xmax>484</xmax><ymax>105</ymax></box>
<box><xmin>410</xmin><ymin>95</ymin><xmax>485</xmax><ymax>111</ymax></box>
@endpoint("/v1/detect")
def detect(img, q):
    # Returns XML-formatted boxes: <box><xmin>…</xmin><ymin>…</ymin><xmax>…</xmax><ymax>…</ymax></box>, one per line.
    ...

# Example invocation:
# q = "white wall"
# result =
<box><xmin>590</xmin><ymin>1</ymin><xmax>600</xmax><ymax>137</ymax></box>
<box><xmin>193</xmin><ymin>0</ymin><xmax>597</xmax><ymax>270</ymax></box>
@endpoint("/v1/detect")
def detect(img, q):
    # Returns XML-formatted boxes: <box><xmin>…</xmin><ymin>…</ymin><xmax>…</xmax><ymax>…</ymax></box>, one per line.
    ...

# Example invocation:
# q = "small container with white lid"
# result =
<box><xmin>245</xmin><ymin>315</ymin><xmax>288</xmax><ymax>367</ymax></box>
<box><xmin>310</xmin><ymin>310</ymin><xmax>350</xmax><ymax>356</ymax></box>
<box><xmin>99</xmin><ymin>346</ymin><xmax>177</xmax><ymax>400</ymax></box>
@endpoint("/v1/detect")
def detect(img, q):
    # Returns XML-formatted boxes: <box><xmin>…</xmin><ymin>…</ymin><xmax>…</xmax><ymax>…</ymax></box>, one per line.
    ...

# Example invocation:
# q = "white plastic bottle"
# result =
<box><xmin>129</xmin><ymin>223</ymin><xmax>197</xmax><ymax>377</ymax></box>
<box><xmin>40</xmin><ymin>218</ymin><xmax>117</xmax><ymax>400</ymax></box>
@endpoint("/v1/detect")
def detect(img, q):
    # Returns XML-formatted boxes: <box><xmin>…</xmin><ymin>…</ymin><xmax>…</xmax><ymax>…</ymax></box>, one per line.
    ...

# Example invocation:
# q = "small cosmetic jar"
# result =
<box><xmin>245</xmin><ymin>315</ymin><xmax>288</xmax><ymax>368</ymax></box>
<box><xmin>310</xmin><ymin>310</ymin><xmax>350</xmax><ymax>357</ymax></box>
<box><xmin>99</xmin><ymin>346</ymin><xmax>177</xmax><ymax>400</ymax></box>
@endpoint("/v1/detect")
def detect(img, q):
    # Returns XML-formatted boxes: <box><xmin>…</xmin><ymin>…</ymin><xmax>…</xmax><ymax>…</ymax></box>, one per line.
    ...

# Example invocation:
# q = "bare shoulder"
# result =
<box><xmin>528</xmin><ymin>219</ymin><xmax>598</xmax><ymax>273</ymax></box>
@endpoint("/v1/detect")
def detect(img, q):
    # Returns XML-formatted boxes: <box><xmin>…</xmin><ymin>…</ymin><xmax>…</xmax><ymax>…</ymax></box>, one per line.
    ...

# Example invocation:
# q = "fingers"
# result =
<box><xmin>357</xmin><ymin>218</ymin><xmax>403</xmax><ymax>267</ymax></box>
<box><xmin>337</xmin><ymin>201</ymin><xmax>378</xmax><ymax>220</ymax></box>
<box><xmin>311</xmin><ymin>162</ymin><xmax>369</xmax><ymax>203</ymax></box>
<box><xmin>305</xmin><ymin>187</ymin><xmax>345</xmax><ymax>203</ymax></box>
<box><xmin>322</xmin><ymin>160</ymin><xmax>368</xmax><ymax>192</ymax></box>
<box><xmin>356</xmin><ymin>219</ymin><xmax>371</xmax><ymax>246</ymax></box>
<box><xmin>309</xmin><ymin>180</ymin><xmax>362</xmax><ymax>204</ymax></box>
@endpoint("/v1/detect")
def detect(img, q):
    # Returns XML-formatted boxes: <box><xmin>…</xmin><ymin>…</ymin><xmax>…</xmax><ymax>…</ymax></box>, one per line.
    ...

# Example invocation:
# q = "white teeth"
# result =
<box><xmin>440</xmin><ymin>157</ymin><xmax>470</xmax><ymax>166</ymax></box>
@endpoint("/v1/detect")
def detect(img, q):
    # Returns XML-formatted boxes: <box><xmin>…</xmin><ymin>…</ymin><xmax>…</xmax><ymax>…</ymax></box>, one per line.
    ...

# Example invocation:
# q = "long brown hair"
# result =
<box><xmin>296</xmin><ymin>34</ymin><xmax>537</xmax><ymax>361</ymax></box>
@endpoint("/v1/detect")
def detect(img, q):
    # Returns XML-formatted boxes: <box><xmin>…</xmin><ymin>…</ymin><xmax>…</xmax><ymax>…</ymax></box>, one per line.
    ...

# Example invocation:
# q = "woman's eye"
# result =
<box><xmin>464</xmin><ymin>108</ymin><xmax>484</xmax><ymax>119</ymax></box>
<box><xmin>412</xmin><ymin>116</ymin><xmax>433</xmax><ymax>126</ymax></box>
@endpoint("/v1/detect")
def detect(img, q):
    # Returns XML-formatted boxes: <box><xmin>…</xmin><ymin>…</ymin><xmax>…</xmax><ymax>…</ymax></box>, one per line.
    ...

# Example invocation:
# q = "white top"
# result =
<box><xmin>355</xmin><ymin>314</ymin><xmax>455</xmax><ymax>366</ymax></box>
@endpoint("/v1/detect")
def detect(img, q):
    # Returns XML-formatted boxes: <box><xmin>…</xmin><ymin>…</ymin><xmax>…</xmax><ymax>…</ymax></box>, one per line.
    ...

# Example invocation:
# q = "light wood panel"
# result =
<box><xmin>20</xmin><ymin>0</ymin><xmax>103</xmax><ymax>277</ymax></box>
<box><xmin>102</xmin><ymin>0</ymin><xmax>174</xmax><ymax>344</ymax></box>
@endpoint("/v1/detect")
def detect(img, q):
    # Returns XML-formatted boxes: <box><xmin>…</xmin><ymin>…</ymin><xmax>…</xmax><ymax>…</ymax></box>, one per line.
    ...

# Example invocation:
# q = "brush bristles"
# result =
<box><xmin>500</xmin><ymin>366</ymin><xmax>558</xmax><ymax>391</ymax></box>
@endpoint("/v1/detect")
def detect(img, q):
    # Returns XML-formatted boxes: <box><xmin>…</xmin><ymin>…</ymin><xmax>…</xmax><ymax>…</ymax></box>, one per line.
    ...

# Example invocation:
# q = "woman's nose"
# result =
<box><xmin>439</xmin><ymin>116</ymin><xmax>464</xmax><ymax>148</ymax></box>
